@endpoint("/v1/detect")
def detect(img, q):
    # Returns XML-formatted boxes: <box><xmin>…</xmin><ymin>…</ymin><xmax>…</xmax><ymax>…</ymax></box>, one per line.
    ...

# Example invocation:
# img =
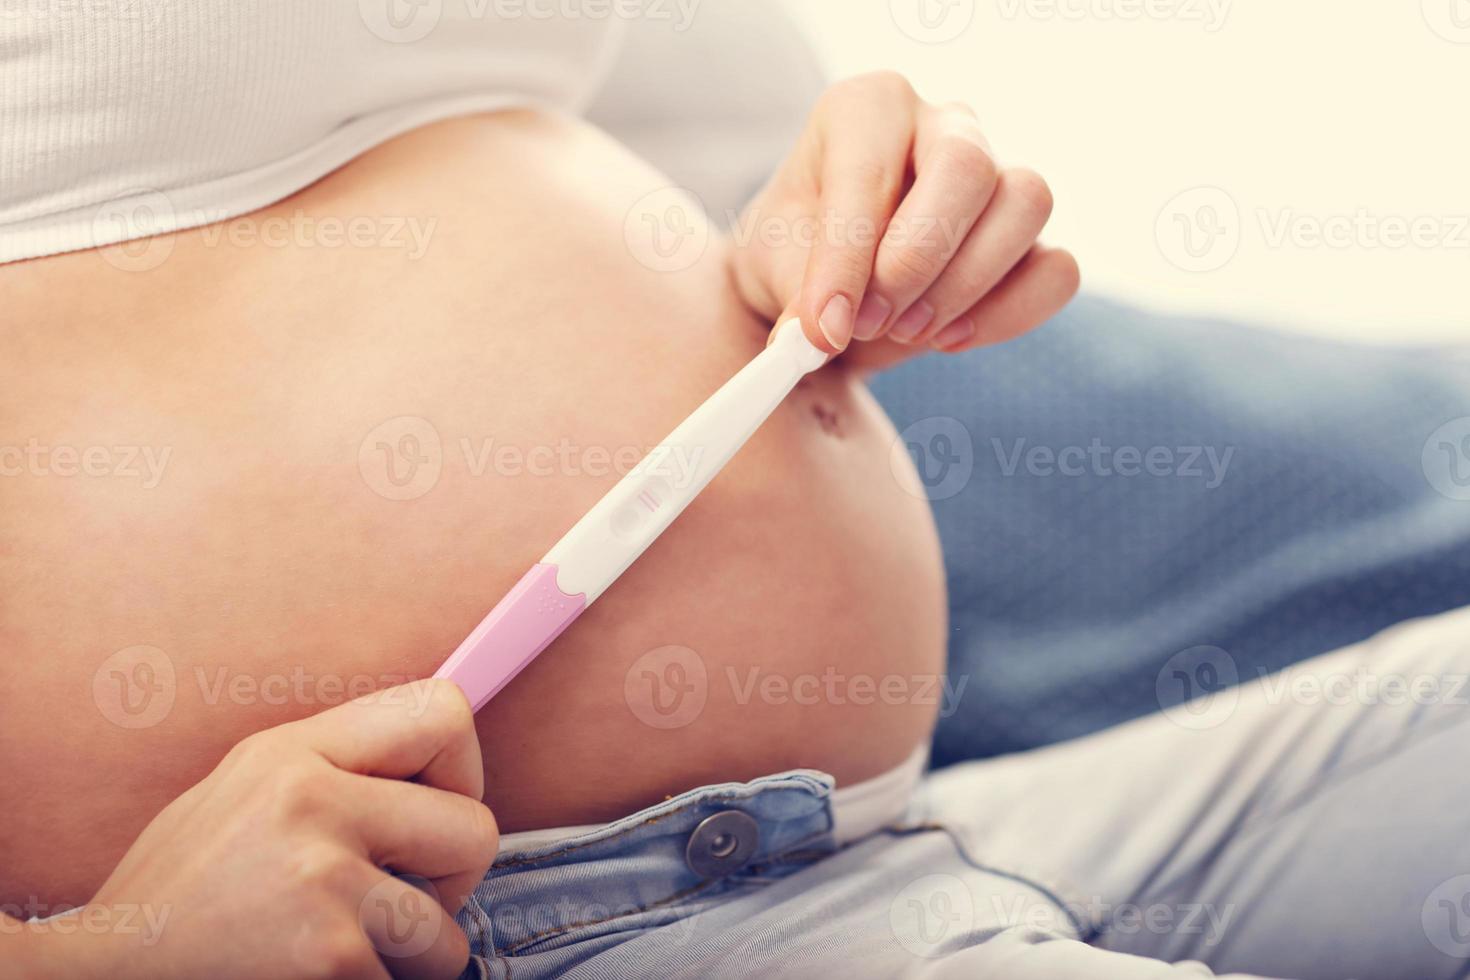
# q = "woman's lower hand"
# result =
<box><xmin>729</xmin><ymin>71</ymin><xmax>1080</xmax><ymax>371</ymax></box>
<box><xmin>33</xmin><ymin>680</ymin><xmax>497</xmax><ymax>980</ymax></box>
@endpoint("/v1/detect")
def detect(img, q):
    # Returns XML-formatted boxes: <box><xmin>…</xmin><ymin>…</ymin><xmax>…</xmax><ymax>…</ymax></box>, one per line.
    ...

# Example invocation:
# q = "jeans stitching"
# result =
<box><xmin>494</xmin><ymin>830</ymin><xmax>841</xmax><ymax>956</ymax></box>
<box><xmin>497</xmin><ymin>877</ymin><xmax>722</xmax><ymax>955</ymax></box>
<box><xmin>487</xmin><ymin>799</ymin><xmax>836</xmax><ymax>955</ymax></box>
<box><xmin>882</xmin><ymin>822</ymin><xmax>1091</xmax><ymax>940</ymax></box>
<box><xmin>492</xmin><ymin>782</ymin><xmax>830</xmax><ymax>870</ymax></box>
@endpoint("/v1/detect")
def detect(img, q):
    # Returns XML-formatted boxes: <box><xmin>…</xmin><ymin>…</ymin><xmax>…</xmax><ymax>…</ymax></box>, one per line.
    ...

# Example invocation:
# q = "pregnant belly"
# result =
<box><xmin>0</xmin><ymin>111</ymin><xmax>947</xmax><ymax>908</ymax></box>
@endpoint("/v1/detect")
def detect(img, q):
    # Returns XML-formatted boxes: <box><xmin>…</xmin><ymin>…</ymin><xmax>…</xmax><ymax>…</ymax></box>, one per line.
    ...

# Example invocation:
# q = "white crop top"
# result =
<box><xmin>0</xmin><ymin>1</ymin><xmax>625</xmax><ymax>264</ymax></box>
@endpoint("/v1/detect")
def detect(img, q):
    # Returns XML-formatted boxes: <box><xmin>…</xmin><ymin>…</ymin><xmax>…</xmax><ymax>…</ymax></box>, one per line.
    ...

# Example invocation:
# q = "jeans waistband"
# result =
<box><xmin>459</xmin><ymin>769</ymin><xmax>839</xmax><ymax>962</ymax></box>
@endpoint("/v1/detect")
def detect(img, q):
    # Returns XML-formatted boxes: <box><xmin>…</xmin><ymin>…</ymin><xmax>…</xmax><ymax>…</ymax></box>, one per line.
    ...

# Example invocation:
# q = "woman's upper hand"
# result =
<box><xmin>31</xmin><ymin>680</ymin><xmax>498</xmax><ymax>980</ymax></box>
<box><xmin>729</xmin><ymin>71</ymin><xmax>1079</xmax><ymax>371</ymax></box>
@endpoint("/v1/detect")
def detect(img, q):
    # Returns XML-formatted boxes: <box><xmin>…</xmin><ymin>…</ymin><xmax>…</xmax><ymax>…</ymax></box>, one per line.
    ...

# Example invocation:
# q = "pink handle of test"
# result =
<box><xmin>433</xmin><ymin>563</ymin><xmax>587</xmax><ymax>711</ymax></box>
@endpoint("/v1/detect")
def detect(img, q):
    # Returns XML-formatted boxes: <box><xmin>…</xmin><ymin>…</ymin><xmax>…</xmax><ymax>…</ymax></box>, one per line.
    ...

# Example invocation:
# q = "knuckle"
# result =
<box><xmin>311</xmin><ymin>925</ymin><xmax>375</xmax><ymax>979</ymax></box>
<box><xmin>222</xmin><ymin>729</ymin><xmax>294</xmax><ymax>781</ymax></box>
<box><xmin>1003</xmin><ymin>168</ymin><xmax>1055</xmax><ymax>222</ymax></box>
<box><xmin>856</xmin><ymin>69</ymin><xmax>916</xmax><ymax>102</ymax></box>
<box><xmin>822</xmin><ymin>71</ymin><xmax>915</xmax><ymax>113</ymax></box>
<box><xmin>268</xmin><ymin>761</ymin><xmax>336</xmax><ymax>824</ymax></box>
<box><xmin>939</xmin><ymin>100</ymin><xmax>979</xmax><ymax>119</ymax></box>
<box><xmin>1050</xmin><ymin>248</ymin><xmax>1082</xmax><ymax>297</ymax></box>
<box><xmin>224</xmin><ymin>729</ymin><xmax>276</xmax><ymax>767</ymax></box>
<box><xmin>882</xmin><ymin>242</ymin><xmax>946</xmax><ymax>289</ymax></box>
<box><xmin>292</xmin><ymin>842</ymin><xmax>359</xmax><ymax>896</ymax></box>
<box><xmin>466</xmin><ymin>802</ymin><xmax>501</xmax><ymax>867</ymax></box>
<box><xmin>931</xmin><ymin>134</ymin><xmax>996</xmax><ymax>187</ymax></box>
<box><xmin>817</xmin><ymin>245</ymin><xmax>877</xmax><ymax>295</ymax></box>
<box><xmin>442</xmin><ymin>922</ymin><xmax>471</xmax><ymax>969</ymax></box>
<box><xmin>274</xmin><ymin>758</ymin><xmax>325</xmax><ymax>802</ymax></box>
<box><xmin>843</xmin><ymin>156</ymin><xmax>903</xmax><ymax>202</ymax></box>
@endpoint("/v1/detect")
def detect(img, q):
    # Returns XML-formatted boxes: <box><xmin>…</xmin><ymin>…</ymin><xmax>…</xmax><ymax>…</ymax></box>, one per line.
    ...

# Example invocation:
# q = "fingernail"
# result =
<box><xmin>931</xmin><ymin>318</ymin><xmax>976</xmax><ymax>351</ymax></box>
<box><xmin>889</xmin><ymin>302</ymin><xmax>936</xmax><ymax>343</ymax></box>
<box><xmin>852</xmin><ymin>294</ymin><xmax>893</xmax><ymax>341</ymax></box>
<box><xmin>818</xmin><ymin>295</ymin><xmax>854</xmax><ymax>349</ymax></box>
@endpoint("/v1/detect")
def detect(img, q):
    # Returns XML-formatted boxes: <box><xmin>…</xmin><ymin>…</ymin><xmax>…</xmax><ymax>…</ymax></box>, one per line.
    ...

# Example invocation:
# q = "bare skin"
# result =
<box><xmin>8</xmin><ymin>682</ymin><xmax>501</xmax><ymax>980</ymax></box>
<box><xmin>0</xmin><ymin>110</ymin><xmax>948</xmax><ymax>910</ymax></box>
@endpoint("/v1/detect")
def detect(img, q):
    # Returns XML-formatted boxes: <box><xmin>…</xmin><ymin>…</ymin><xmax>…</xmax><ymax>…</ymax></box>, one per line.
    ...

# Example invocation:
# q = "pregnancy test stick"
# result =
<box><xmin>434</xmin><ymin>320</ymin><xmax>829</xmax><ymax>711</ymax></box>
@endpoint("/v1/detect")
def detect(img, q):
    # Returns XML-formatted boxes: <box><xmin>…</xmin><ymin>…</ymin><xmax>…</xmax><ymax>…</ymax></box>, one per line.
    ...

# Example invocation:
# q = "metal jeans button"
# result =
<box><xmin>685</xmin><ymin>810</ymin><xmax>760</xmax><ymax>879</ymax></box>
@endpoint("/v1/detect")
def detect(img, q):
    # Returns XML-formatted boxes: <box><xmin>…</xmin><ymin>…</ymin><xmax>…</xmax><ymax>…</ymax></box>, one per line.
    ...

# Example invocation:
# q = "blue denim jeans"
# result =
<box><xmin>458</xmin><ymin>605</ymin><xmax>1470</xmax><ymax>979</ymax></box>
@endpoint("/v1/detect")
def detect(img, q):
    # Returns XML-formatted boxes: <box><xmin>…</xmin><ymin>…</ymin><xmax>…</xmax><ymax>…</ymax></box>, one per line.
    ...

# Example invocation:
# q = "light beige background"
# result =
<box><xmin>782</xmin><ymin>0</ymin><xmax>1469</xmax><ymax>344</ymax></box>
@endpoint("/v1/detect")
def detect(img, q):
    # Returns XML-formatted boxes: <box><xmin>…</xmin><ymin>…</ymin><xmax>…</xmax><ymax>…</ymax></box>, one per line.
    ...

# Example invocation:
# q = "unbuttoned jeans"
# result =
<box><xmin>457</xmin><ymin>605</ymin><xmax>1470</xmax><ymax>979</ymax></box>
